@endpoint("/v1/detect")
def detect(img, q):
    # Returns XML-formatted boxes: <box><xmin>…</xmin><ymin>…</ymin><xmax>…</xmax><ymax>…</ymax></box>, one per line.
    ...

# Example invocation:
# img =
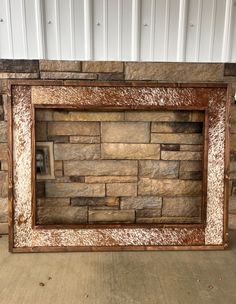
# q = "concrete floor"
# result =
<box><xmin>0</xmin><ymin>234</ymin><xmax>236</xmax><ymax>304</ymax></box>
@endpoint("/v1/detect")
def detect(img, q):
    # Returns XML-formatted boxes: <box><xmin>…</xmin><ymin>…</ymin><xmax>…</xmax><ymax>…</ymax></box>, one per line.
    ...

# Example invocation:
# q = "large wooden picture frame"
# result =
<box><xmin>8</xmin><ymin>81</ymin><xmax>230</xmax><ymax>252</ymax></box>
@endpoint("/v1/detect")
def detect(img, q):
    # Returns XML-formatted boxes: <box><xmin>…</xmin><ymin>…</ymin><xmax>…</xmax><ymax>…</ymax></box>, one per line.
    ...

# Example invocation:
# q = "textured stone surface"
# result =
<box><xmin>47</xmin><ymin>136</ymin><xmax>69</xmax><ymax>143</ymax></box>
<box><xmin>71</xmin><ymin>197</ymin><xmax>119</xmax><ymax>208</ymax></box>
<box><xmin>179</xmin><ymin>171</ymin><xmax>202</xmax><ymax>180</ymax></box>
<box><xmin>151</xmin><ymin>122</ymin><xmax>202</xmax><ymax>133</ymax></box>
<box><xmin>53</xmin><ymin>111</ymin><xmax>125</xmax><ymax>121</ymax></box>
<box><xmin>0</xmin><ymin>223</ymin><xmax>8</xmax><ymax>234</ymax></box>
<box><xmin>180</xmin><ymin>145</ymin><xmax>203</xmax><ymax>151</ymax></box>
<box><xmin>0</xmin><ymin>72</ymin><xmax>39</xmax><ymax>79</ymax></box>
<box><xmin>0</xmin><ymin>59</ymin><xmax>39</xmax><ymax>72</ymax></box>
<box><xmin>98</xmin><ymin>73</ymin><xmax>124</xmax><ymax>81</ymax></box>
<box><xmin>125</xmin><ymin>111</ymin><xmax>191</xmax><ymax>122</ymax></box>
<box><xmin>191</xmin><ymin>111</ymin><xmax>205</xmax><ymax>122</ymax></box>
<box><xmin>0</xmin><ymin>198</ymin><xmax>7</xmax><ymax>222</ymax></box>
<box><xmin>120</xmin><ymin>196</ymin><xmax>162</xmax><ymax>210</ymax></box>
<box><xmin>85</xmin><ymin>176</ymin><xmax>138</xmax><ymax>183</ymax></box>
<box><xmin>151</xmin><ymin>134</ymin><xmax>202</xmax><ymax>145</ymax></box>
<box><xmin>224</xmin><ymin>63</ymin><xmax>236</xmax><ymax>76</ymax></box>
<box><xmin>101</xmin><ymin>122</ymin><xmax>150</xmax><ymax>143</ymax></box>
<box><xmin>70</xmin><ymin>136</ymin><xmax>100</xmax><ymax>144</ymax></box>
<box><xmin>138</xmin><ymin>178</ymin><xmax>202</xmax><ymax>196</ymax></box>
<box><xmin>36</xmin><ymin>122</ymin><xmax>47</xmax><ymax>141</ymax></box>
<box><xmin>37</xmin><ymin>198</ymin><xmax>70</xmax><ymax>207</ymax></box>
<box><xmin>0</xmin><ymin>122</ymin><xmax>7</xmax><ymax>142</ymax></box>
<box><xmin>101</xmin><ymin>143</ymin><xmax>160</xmax><ymax>159</ymax></box>
<box><xmin>139</xmin><ymin>160</ymin><xmax>179</xmax><ymax>179</ymax></box>
<box><xmin>46</xmin><ymin>183</ymin><xmax>105</xmax><ymax>197</ymax></box>
<box><xmin>180</xmin><ymin>161</ymin><xmax>202</xmax><ymax>172</ymax></box>
<box><xmin>0</xmin><ymin>172</ymin><xmax>7</xmax><ymax>198</ymax></box>
<box><xmin>39</xmin><ymin>60</ymin><xmax>81</xmax><ymax>72</ymax></box>
<box><xmin>64</xmin><ymin>160</ymin><xmax>138</xmax><ymax>176</ymax></box>
<box><xmin>161</xmin><ymin>151</ymin><xmax>202</xmax><ymax>161</ymax></box>
<box><xmin>162</xmin><ymin>197</ymin><xmax>201</xmax><ymax>217</ymax></box>
<box><xmin>125</xmin><ymin>62</ymin><xmax>224</xmax><ymax>81</ymax></box>
<box><xmin>106</xmin><ymin>183</ymin><xmax>137</xmax><ymax>197</ymax></box>
<box><xmin>36</xmin><ymin>109</ymin><xmax>54</xmax><ymax>121</ymax></box>
<box><xmin>136</xmin><ymin>216</ymin><xmax>201</xmax><ymax>224</ymax></box>
<box><xmin>54</xmin><ymin>143</ymin><xmax>100</xmax><ymax>160</ymax></box>
<box><xmin>82</xmin><ymin>61</ymin><xmax>123</xmax><ymax>73</ymax></box>
<box><xmin>161</xmin><ymin>144</ymin><xmax>180</xmax><ymax>151</ymax></box>
<box><xmin>136</xmin><ymin>209</ymin><xmax>162</xmax><ymax>221</ymax></box>
<box><xmin>40</xmin><ymin>72</ymin><xmax>97</xmax><ymax>80</ymax></box>
<box><xmin>89</xmin><ymin>210</ymin><xmax>135</xmax><ymax>223</ymax></box>
<box><xmin>37</xmin><ymin>206</ymin><xmax>87</xmax><ymax>224</ymax></box>
<box><xmin>48</xmin><ymin>122</ymin><xmax>100</xmax><ymax>136</ymax></box>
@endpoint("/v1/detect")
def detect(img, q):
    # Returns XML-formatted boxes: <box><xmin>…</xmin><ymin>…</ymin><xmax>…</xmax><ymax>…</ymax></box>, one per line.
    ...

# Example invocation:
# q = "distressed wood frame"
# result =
<box><xmin>8</xmin><ymin>81</ymin><xmax>230</xmax><ymax>252</ymax></box>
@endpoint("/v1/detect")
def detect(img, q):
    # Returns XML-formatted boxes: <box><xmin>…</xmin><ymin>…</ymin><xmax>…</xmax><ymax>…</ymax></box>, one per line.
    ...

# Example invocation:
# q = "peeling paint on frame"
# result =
<box><xmin>9</xmin><ymin>81</ymin><xmax>229</xmax><ymax>252</ymax></box>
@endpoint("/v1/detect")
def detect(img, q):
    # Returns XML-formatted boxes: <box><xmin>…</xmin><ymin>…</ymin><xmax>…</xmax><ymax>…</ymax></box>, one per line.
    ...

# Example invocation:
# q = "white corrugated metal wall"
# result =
<box><xmin>0</xmin><ymin>0</ymin><xmax>236</xmax><ymax>62</ymax></box>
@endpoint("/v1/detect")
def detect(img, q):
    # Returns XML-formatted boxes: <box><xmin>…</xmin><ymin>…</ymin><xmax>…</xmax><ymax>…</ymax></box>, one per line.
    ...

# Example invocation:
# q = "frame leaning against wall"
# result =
<box><xmin>8</xmin><ymin>80</ymin><xmax>230</xmax><ymax>252</ymax></box>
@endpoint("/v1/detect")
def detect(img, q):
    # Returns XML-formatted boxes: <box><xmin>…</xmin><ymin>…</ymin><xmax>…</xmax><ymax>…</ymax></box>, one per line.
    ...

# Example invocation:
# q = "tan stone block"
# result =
<box><xmin>136</xmin><ymin>209</ymin><xmax>162</xmax><ymax>221</ymax></box>
<box><xmin>151</xmin><ymin>122</ymin><xmax>202</xmax><ymax>133</ymax></box>
<box><xmin>69</xmin><ymin>176</ymin><xmax>85</xmax><ymax>183</ymax></box>
<box><xmin>101</xmin><ymin>143</ymin><xmax>160</xmax><ymax>159</ymax></box>
<box><xmin>54</xmin><ymin>144</ymin><xmax>100</xmax><ymax>160</ymax></box>
<box><xmin>0</xmin><ymin>198</ymin><xmax>7</xmax><ymax>222</ymax></box>
<box><xmin>48</xmin><ymin>136</ymin><xmax>69</xmax><ymax>143</ymax></box>
<box><xmin>151</xmin><ymin>134</ymin><xmax>203</xmax><ymax>145</ymax></box>
<box><xmin>229</xmin><ymin>214</ymin><xmax>236</xmax><ymax>230</ymax></box>
<box><xmin>230</xmin><ymin>134</ymin><xmax>236</xmax><ymax>150</ymax></box>
<box><xmin>161</xmin><ymin>151</ymin><xmax>202</xmax><ymax>161</ymax></box>
<box><xmin>71</xmin><ymin>197</ymin><xmax>119</xmax><ymax>207</ymax></box>
<box><xmin>191</xmin><ymin>111</ymin><xmax>205</xmax><ymax>122</ymax></box>
<box><xmin>138</xmin><ymin>178</ymin><xmax>202</xmax><ymax>196</ymax></box>
<box><xmin>125</xmin><ymin>62</ymin><xmax>224</xmax><ymax>81</ymax></box>
<box><xmin>101</xmin><ymin>122</ymin><xmax>150</xmax><ymax>143</ymax></box>
<box><xmin>106</xmin><ymin>183</ymin><xmax>137</xmax><ymax>197</ymax></box>
<box><xmin>53</xmin><ymin>111</ymin><xmax>125</xmax><ymax>121</ymax></box>
<box><xmin>139</xmin><ymin>160</ymin><xmax>179</xmax><ymax>179</ymax></box>
<box><xmin>120</xmin><ymin>196</ymin><xmax>162</xmax><ymax>210</ymax></box>
<box><xmin>55</xmin><ymin>170</ymin><xmax>63</xmax><ymax>177</ymax></box>
<box><xmin>229</xmin><ymin>197</ymin><xmax>236</xmax><ymax>213</ymax></box>
<box><xmin>37</xmin><ymin>198</ymin><xmax>70</xmax><ymax>207</ymax></box>
<box><xmin>36</xmin><ymin>122</ymin><xmax>47</xmax><ymax>141</ymax></box>
<box><xmin>48</xmin><ymin>122</ymin><xmax>100</xmax><ymax>136</ymax></box>
<box><xmin>39</xmin><ymin>60</ymin><xmax>81</xmax><ymax>72</ymax></box>
<box><xmin>0</xmin><ymin>73</ymin><xmax>39</xmax><ymax>79</ymax></box>
<box><xmin>180</xmin><ymin>161</ymin><xmax>202</xmax><ymax>172</ymax></box>
<box><xmin>0</xmin><ymin>223</ymin><xmax>8</xmax><ymax>234</ymax></box>
<box><xmin>180</xmin><ymin>145</ymin><xmax>203</xmax><ymax>152</ymax></box>
<box><xmin>125</xmin><ymin>111</ymin><xmax>191</xmax><ymax>122</ymax></box>
<box><xmin>40</xmin><ymin>72</ymin><xmax>97</xmax><ymax>80</ymax></box>
<box><xmin>85</xmin><ymin>176</ymin><xmax>138</xmax><ymax>183</ymax></box>
<box><xmin>64</xmin><ymin>160</ymin><xmax>138</xmax><ymax>176</ymax></box>
<box><xmin>0</xmin><ymin>143</ymin><xmax>7</xmax><ymax>160</ymax></box>
<box><xmin>37</xmin><ymin>206</ymin><xmax>87</xmax><ymax>224</ymax></box>
<box><xmin>70</xmin><ymin>136</ymin><xmax>100</xmax><ymax>144</ymax></box>
<box><xmin>82</xmin><ymin>61</ymin><xmax>123</xmax><ymax>73</ymax></box>
<box><xmin>36</xmin><ymin>109</ymin><xmax>54</xmax><ymax>121</ymax></box>
<box><xmin>54</xmin><ymin>160</ymin><xmax>63</xmax><ymax>171</ymax></box>
<box><xmin>46</xmin><ymin>183</ymin><xmax>105</xmax><ymax>197</ymax></box>
<box><xmin>0</xmin><ymin>172</ymin><xmax>7</xmax><ymax>197</ymax></box>
<box><xmin>162</xmin><ymin>197</ymin><xmax>201</xmax><ymax>217</ymax></box>
<box><xmin>179</xmin><ymin>171</ymin><xmax>202</xmax><ymax>180</ymax></box>
<box><xmin>88</xmin><ymin>210</ymin><xmax>135</xmax><ymax>223</ymax></box>
<box><xmin>136</xmin><ymin>216</ymin><xmax>201</xmax><ymax>224</ymax></box>
<box><xmin>0</xmin><ymin>121</ymin><xmax>7</xmax><ymax>142</ymax></box>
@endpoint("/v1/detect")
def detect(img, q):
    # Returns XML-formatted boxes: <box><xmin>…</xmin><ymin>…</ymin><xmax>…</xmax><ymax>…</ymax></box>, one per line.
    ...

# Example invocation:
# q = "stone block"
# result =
<box><xmin>229</xmin><ymin>197</ymin><xmax>236</xmax><ymax>213</ymax></box>
<box><xmin>53</xmin><ymin>111</ymin><xmax>125</xmax><ymax>121</ymax></box>
<box><xmin>40</xmin><ymin>72</ymin><xmax>97</xmax><ymax>80</ymax></box>
<box><xmin>230</xmin><ymin>134</ymin><xmax>236</xmax><ymax>150</ymax></box>
<box><xmin>69</xmin><ymin>176</ymin><xmax>85</xmax><ymax>183</ymax></box>
<box><xmin>39</xmin><ymin>60</ymin><xmax>81</xmax><ymax>72</ymax></box>
<box><xmin>0</xmin><ymin>172</ymin><xmax>7</xmax><ymax>198</ymax></box>
<box><xmin>82</xmin><ymin>61</ymin><xmax>123</xmax><ymax>73</ymax></box>
<box><xmin>0</xmin><ymin>80</ymin><xmax>8</xmax><ymax>94</ymax></box>
<box><xmin>180</xmin><ymin>145</ymin><xmax>203</xmax><ymax>152</ymax></box>
<box><xmin>37</xmin><ymin>198</ymin><xmax>70</xmax><ymax>207</ymax></box>
<box><xmin>231</xmin><ymin>106</ymin><xmax>236</xmax><ymax>123</ymax></box>
<box><xmin>0</xmin><ymin>160</ymin><xmax>8</xmax><ymax>171</ymax></box>
<box><xmin>0</xmin><ymin>198</ymin><xmax>7</xmax><ymax>222</ymax></box>
<box><xmin>48</xmin><ymin>122</ymin><xmax>100</xmax><ymax>136</ymax></box>
<box><xmin>55</xmin><ymin>170</ymin><xmax>63</xmax><ymax>177</ymax></box>
<box><xmin>85</xmin><ymin>176</ymin><xmax>138</xmax><ymax>183</ymax></box>
<box><xmin>0</xmin><ymin>143</ymin><xmax>7</xmax><ymax>160</ymax></box>
<box><xmin>54</xmin><ymin>143</ymin><xmax>100</xmax><ymax>160</ymax></box>
<box><xmin>136</xmin><ymin>209</ymin><xmax>162</xmax><ymax>222</ymax></box>
<box><xmin>125</xmin><ymin>62</ymin><xmax>224</xmax><ymax>81</ymax></box>
<box><xmin>120</xmin><ymin>196</ymin><xmax>162</xmax><ymax>210</ymax></box>
<box><xmin>0</xmin><ymin>59</ymin><xmax>39</xmax><ymax>72</ymax></box>
<box><xmin>125</xmin><ymin>111</ymin><xmax>191</xmax><ymax>122</ymax></box>
<box><xmin>180</xmin><ymin>161</ymin><xmax>202</xmax><ymax>172</ymax></box>
<box><xmin>36</xmin><ymin>110</ymin><xmax>54</xmax><ymax>121</ymax></box>
<box><xmin>101</xmin><ymin>122</ymin><xmax>150</xmax><ymax>143</ymax></box>
<box><xmin>36</xmin><ymin>182</ymin><xmax>45</xmax><ymax>198</ymax></box>
<box><xmin>139</xmin><ymin>160</ymin><xmax>179</xmax><ymax>179</ymax></box>
<box><xmin>162</xmin><ymin>197</ymin><xmax>201</xmax><ymax>217</ymax></box>
<box><xmin>98</xmin><ymin>73</ymin><xmax>124</xmax><ymax>81</ymax></box>
<box><xmin>151</xmin><ymin>134</ymin><xmax>202</xmax><ymax>145</ymax></box>
<box><xmin>0</xmin><ymin>223</ymin><xmax>8</xmax><ymax>234</ymax></box>
<box><xmin>179</xmin><ymin>171</ymin><xmax>202</xmax><ymax>180</ymax></box>
<box><xmin>229</xmin><ymin>214</ymin><xmax>236</xmax><ymax>230</ymax></box>
<box><xmin>46</xmin><ymin>183</ymin><xmax>105</xmax><ymax>197</ymax></box>
<box><xmin>161</xmin><ymin>144</ymin><xmax>180</xmax><ymax>151</ymax></box>
<box><xmin>71</xmin><ymin>197</ymin><xmax>119</xmax><ymax>208</ymax></box>
<box><xmin>224</xmin><ymin>63</ymin><xmax>236</xmax><ymax>76</ymax></box>
<box><xmin>230</xmin><ymin>123</ymin><xmax>236</xmax><ymax>133</ymax></box>
<box><xmin>88</xmin><ymin>210</ymin><xmax>135</xmax><ymax>223</ymax></box>
<box><xmin>136</xmin><ymin>216</ymin><xmax>201</xmax><ymax>224</ymax></box>
<box><xmin>37</xmin><ymin>206</ymin><xmax>87</xmax><ymax>224</ymax></box>
<box><xmin>106</xmin><ymin>183</ymin><xmax>137</xmax><ymax>197</ymax></box>
<box><xmin>0</xmin><ymin>121</ymin><xmax>7</xmax><ymax>142</ymax></box>
<box><xmin>47</xmin><ymin>136</ymin><xmax>69</xmax><ymax>143</ymax></box>
<box><xmin>101</xmin><ymin>143</ymin><xmax>160</xmax><ymax>159</ymax></box>
<box><xmin>151</xmin><ymin>122</ymin><xmax>202</xmax><ymax>133</ymax></box>
<box><xmin>138</xmin><ymin>178</ymin><xmax>202</xmax><ymax>196</ymax></box>
<box><xmin>0</xmin><ymin>73</ymin><xmax>39</xmax><ymax>79</ymax></box>
<box><xmin>70</xmin><ymin>136</ymin><xmax>100</xmax><ymax>144</ymax></box>
<box><xmin>161</xmin><ymin>151</ymin><xmax>202</xmax><ymax>161</ymax></box>
<box><xmin>64</xmin><ymin>160</ymin><xmax>138</xmax><ymax>176</ymax></box>
<box><xmin>36</xmin><ymin>122</ymin><xmax>47</xmax><ymax>141</ymax></box>
<box><xmin>191</xmin><ymin>111</ymin><xmax>205</xmax><ymax>122</ymax></box>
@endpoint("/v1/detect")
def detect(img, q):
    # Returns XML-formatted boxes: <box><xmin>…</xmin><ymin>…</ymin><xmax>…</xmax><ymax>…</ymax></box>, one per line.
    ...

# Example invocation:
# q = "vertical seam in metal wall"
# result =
<box><xmin>6</xmin><ymin>0</ymin><xmax>13</xmax><ymax>58</ymax></box>
<box><xmin>222</xmin><ymin>0</ymin><xmax>233</xmax><ymax>62</ymax></box>
<box><xmin>163</xmin><ymin>0</ymin><xmax>170</xmax><ymax>61</ymax></box>
<box><xmin>117</xmin><ymin>0</ymin><xmax>123</xmax><ymax>60</ymax></box>
<box><xmin>69</xmin><ymin>0</ymin><xmax>75</xmax><ymax>59</ymax></box>
<box><xmin>195</xmin><ymin>0</ymin><xmax>202</xmax><ymax>61</ymax></box>
<box><xmin>177</xmin><ymin>0</ymin><xmax>188</xmax><ymax>62</ymax></box>
<box><xmin>21</xmin><ymin>0</ymin><xmax>28</xmax><ymax>58</ymax></box>
<box><xmin>149</xmin><ymin>0</ymin><xmax>156</xmax><ymax>61</ymax></box>
<box><xmin>131</xmin><ymin>0</ymin><xmax>141</xmax><ymax>61</ymax></box>
<box><xmin>103</xmin><ymin>0</ymin><xmax>108</xmax><ymax>60</ymax></box>
<box><xmin>35</xmin><ymin>0</ymin><xmax>45</xmax><ymax>59</ymax></box>
<box><xmin>209</xmin><ymin>0</ymin><xmax>217</xmax><ymax>61</ymax></box>
<box><xmin>84</xmin><ymin>0</ymin><xmax>93</xmax><ymax>60</ymax></box>
<box><xmin>55</xmin><ymin>0</ymin><xmax>61</xmax><ymax>60</ymax></box>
